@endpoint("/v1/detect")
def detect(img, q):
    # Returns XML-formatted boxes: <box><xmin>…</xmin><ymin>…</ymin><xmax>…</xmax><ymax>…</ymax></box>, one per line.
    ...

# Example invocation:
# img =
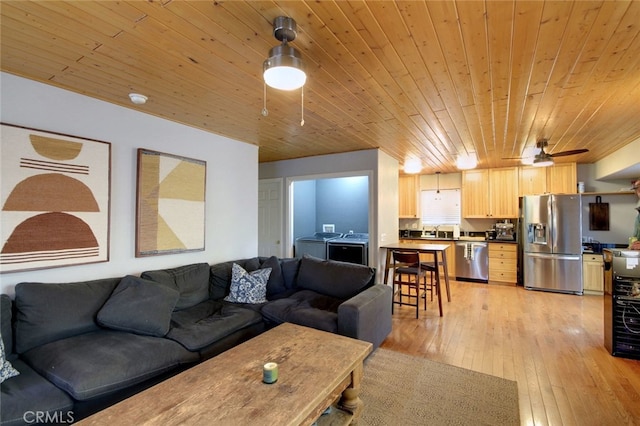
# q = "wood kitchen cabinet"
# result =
<box><xmin>547</xmin><ymin>163</ymin><xmax>577</xmax><ymax>194</ymax></box>
<box><xmin>519</xmin><ymin>163</ymin><xmax>577</xmax><ymax>196</ymax></box>
<box><xmin>583</xmin><ymin>254</ymin><xmax>604</xmax><ymax>294</ymax></box>
<box><xmin>519</xmin><ymin>166</ymin><xmax>547</xmax><ymax>196</ymax></box>
<box><xmin>488</xmin><ymin>243</ymin><xmax>517</xmax><ymax>284</ymax></box>
<box><xmin>399</xmin><ymin>175</ymin><xmax>419</xmax><ymax>218</ymax></box>
<box><xmin>462</xmin><ymin>167</ymin><xmax>519</xmax><ymax>218</ymax></box>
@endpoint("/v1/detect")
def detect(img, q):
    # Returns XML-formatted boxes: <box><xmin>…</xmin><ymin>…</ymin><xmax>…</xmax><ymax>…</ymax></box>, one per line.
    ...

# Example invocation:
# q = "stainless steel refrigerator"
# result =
<box><xmin>523</xmin><ymin>194</ymin><xmax>583</xmax><ymax>294</ymax></box>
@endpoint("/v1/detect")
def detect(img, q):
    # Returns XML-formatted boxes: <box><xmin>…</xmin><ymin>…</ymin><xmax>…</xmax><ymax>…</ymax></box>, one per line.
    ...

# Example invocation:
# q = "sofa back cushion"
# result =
<box><xmin>141</xmin><ymin>262</ymin><xmax>210</xmax><ymax>310</ymax></box>
<box><xmin>210</xmin><ymin>257</ymin><xmax>288</xmax><ymax>300</ymax></box>
<box><xmin>14</xmin><ymin>278</ymin><xmax>121</xmax><ymax>354</ymax></box>
<box><xmin>0</xmin><ymin>294</ymin><xmax>16</xmax><ymax>360</ymax></box>
<box><xmin>209</xmin><ymin>259</ymin><xmax>253</xmax><ymax>300</ymax></box>
<box><xmin>280</xmin><ymin>258</ymin><xmax>301</xmax><ymax>290</ymax></box>
<box><xmin>296</xmin><ymin>255</ymin><xmax>375</xmax><ymax>299</ymax></box>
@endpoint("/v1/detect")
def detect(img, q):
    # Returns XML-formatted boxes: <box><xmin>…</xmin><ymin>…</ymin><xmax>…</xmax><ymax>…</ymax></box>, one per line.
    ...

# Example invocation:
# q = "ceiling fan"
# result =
<box><xmin>504</xmin><ymin>139</ymin><xmax>589</xmax><ymax>167</ymax></box>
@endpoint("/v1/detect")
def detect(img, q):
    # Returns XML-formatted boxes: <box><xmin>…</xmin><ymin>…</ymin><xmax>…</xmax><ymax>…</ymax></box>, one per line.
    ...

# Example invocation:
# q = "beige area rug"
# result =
<box><xmin>360</xmin><ymin>349</ymin><xmax>520</xmax><ymax>426</ymax></box>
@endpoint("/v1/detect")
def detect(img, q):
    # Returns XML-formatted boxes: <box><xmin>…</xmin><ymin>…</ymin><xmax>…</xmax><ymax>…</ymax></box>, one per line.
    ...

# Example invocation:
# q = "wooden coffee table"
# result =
<box><xmin>78</xmin><ymin>323</ymin><xmax>372</xmax><ymax>425</ymax></box>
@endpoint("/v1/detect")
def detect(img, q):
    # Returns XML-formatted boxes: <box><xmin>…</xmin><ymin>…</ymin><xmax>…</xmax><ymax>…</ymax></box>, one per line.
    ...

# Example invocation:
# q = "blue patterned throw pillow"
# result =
<box><xmin>0</xmin><ymin>334</ymin><xmax>19</xmax><ymax>384</ymax></box>
<box><xmin>224</xmin><ymin>263</ymin><xmax>272</xmax><ymax>304</ymax></box>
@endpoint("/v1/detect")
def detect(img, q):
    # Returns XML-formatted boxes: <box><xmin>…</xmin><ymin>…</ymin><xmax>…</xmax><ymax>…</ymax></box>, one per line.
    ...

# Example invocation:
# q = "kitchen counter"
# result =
<box><xmin>400</xmin><ymin>236</ymin><xmax>517</xmax><ymax>244</ymax></box>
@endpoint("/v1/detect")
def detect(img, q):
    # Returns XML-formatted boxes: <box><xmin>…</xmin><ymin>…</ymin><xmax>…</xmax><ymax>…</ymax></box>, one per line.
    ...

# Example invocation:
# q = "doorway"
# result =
<box><xmin>286</xmin><ymin>172</ymin><xmax>372</xmax><ymax>259</ymax></box>
<box><xmin>258</xmin><ymin>178</ymin><xmax>283</xmax><ymax>257</ymax></box>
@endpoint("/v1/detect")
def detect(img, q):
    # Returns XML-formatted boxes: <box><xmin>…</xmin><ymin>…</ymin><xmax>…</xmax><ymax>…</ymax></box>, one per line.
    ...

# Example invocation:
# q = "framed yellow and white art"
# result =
<box><xmin>0</xmin><ymin>124</ymin><xmax>111</xmax><ymax>273</ymax></box>
<box><xmin>135</xmin><ymin>149</ymin><xmax>206</xmax><ymax>257</ymax></box>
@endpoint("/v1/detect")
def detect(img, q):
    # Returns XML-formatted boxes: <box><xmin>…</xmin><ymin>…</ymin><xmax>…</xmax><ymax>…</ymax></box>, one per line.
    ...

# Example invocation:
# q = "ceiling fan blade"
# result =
<box><xmin>549</xmin><ymin>148</ymin><xmax>589</xmax><ymax>157</ymax></box>
<box><xmin>501</xmin><ymin>157</ymin><xmax>523</xmax><ymax>160</ymax></box>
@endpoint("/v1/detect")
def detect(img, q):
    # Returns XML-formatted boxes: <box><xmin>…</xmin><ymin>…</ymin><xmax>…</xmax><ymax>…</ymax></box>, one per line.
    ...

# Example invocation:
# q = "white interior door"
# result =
<box><xmin>258</xmin><ymin>178</ymin><xmax>283</xmax><ymax>257</ymax></box>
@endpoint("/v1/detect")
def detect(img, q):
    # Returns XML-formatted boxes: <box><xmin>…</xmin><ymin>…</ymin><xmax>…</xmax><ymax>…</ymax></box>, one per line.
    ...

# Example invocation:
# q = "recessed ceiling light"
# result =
<box><xmin>404</xmin><ymin>158</ymin><xmax>422</xmax><ymax>174</ymax></box>
<box><xmin>128</xmin><ymin>93</ymin><xmax>148</xmax><ymax>105</ymax></box>
<box><xmin>456</xmin><ymin>153</ymin><xmax>478</xmax><ymax>170</ymax></box>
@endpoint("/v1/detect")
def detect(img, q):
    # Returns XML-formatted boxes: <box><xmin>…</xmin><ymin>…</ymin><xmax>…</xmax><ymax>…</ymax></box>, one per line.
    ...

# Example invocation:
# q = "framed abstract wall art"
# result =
<box><xmin>0</xmin><ymin>124</ymin><xmax>111</xmax><ymax>273</ymax></box>
<box><xmin>136</xmin><ymin>149</ymin><xmax>206</xmax><ymax>257</ymax></box>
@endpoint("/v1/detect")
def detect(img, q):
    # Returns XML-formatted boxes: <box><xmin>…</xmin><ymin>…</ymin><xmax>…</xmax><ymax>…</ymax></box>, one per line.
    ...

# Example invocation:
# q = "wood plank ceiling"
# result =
<box><xmin>2</xmin><ymin>1</ymin><xmax>639</xmax><ymax>173</ymax></box>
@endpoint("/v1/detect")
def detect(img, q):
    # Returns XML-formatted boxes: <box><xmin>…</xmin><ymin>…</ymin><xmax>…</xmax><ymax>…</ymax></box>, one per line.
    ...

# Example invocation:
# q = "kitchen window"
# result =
<box><xmin>420</xmin><ymin>189</ymin><xmax>461</xmax><ymax>225</ymax></box>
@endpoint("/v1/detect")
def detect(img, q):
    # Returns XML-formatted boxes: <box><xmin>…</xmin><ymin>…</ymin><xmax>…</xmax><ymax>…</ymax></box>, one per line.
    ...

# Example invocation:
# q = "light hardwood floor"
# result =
<box><xmin>380</xmin><ymin>280</ymin><xmax>640</xmax><ymax>426</ymax></box>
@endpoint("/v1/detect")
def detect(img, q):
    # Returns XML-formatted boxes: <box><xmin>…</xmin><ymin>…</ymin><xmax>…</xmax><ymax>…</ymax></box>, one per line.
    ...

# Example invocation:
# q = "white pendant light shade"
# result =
<box><xmin>263</xmin><ymin>44</ymin><xmax>306</xmax><ymax>90</ymax></box>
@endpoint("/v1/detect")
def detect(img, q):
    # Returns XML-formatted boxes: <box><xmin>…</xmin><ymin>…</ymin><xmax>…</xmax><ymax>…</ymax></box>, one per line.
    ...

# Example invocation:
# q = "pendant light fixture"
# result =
<box><xmin>262</xmin><ymin>16</ymin><xmax>306</xmax><ymax>125</ymax></box>
<box><xmin>263</xmin><ymin>17</ymin><xmax>306</xmax><ymax>90</ymax></box>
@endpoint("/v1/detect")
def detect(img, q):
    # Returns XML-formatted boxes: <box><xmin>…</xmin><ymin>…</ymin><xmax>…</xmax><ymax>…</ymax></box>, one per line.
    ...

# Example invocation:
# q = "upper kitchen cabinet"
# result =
<box><xmin>461</xmin><ymin>169</ymin><xmax>489</xmax><ymax>217</ymax></box>
<box><xmin>546</xmin><ymin>163</ymin><xmax>577</xmax><ymax>194</ymax></box>
<box><xmin>519</xmin><ymin>166</ymin><xmax>547</xmax><ymax>196</ymax></box>
<box><xmin>519</xmin><ymin>163</ymin><xmax>577</xmax><ymax>196</ymax></box>
<box><xmin>462</xmin><ymin>167</ymin><xmax>519</xmax><ymax>218</ymax></box>
<box><xmin>399</xmin><ymin>175</ymin><xmax>419</xmax><ymax>218</ymax></box>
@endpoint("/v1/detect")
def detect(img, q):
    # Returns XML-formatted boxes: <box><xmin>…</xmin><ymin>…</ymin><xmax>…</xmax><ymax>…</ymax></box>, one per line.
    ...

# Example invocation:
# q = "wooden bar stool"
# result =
<box><xmin>391</xmin><ymin>250</ymin><xmax>429</xmax><ymax>318</ymax></box>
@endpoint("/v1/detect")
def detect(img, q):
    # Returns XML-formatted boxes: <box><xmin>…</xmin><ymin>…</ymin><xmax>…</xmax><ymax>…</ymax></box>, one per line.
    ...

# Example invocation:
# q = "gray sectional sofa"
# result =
<box><xmin>1</xmin><ymin>255</ymin><xmax>392</xmax><ymax>425</ymax></box>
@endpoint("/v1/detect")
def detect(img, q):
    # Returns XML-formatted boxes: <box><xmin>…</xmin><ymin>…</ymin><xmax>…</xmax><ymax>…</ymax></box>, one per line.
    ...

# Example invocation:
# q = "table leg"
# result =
<box><xmin>434</xmin><ymin>257</ymin><xmax>444</xmax><ymax>317</ymax></box>
<box><xmin>383</xmin><ymin>248</ymin><xmax>392</xmax><ymax>285</ymax></box>
<box><xmin>440</xmin><ymin>251</ymin><xmax>452</xmax><ymax>302</ymax></box>
<box><xmin>339</xmin><ymin>363</ymin><xmax>364</xmax><ymax>424</ymax></box>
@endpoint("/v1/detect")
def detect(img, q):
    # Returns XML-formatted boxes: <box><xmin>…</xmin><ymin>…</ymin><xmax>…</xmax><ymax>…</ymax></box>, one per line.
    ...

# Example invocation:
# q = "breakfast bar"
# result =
<box><xmin>381</xmin><ymin>243</ymin><xmax>451</xmax><ymax>317</ymax></box>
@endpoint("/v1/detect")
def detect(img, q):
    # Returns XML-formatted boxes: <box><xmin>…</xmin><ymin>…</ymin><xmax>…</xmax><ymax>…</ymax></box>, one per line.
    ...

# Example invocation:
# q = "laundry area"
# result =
<box><xmin>292</xmin><ymin>176</ymin><xmax>370</xmax><ymax>265</ymax></box>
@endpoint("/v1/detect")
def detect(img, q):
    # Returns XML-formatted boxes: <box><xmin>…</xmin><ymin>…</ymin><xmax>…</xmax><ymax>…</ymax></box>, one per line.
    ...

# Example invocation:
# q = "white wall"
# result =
<box><xmin>577</xmin><ymin>163</ymin><xmax>638</xmax><ymax>244</ymax></box>
<box><xmin>375</xmin><ymin>151</ymin><xmax>400</xmax><ymax>281</ymax></box>
<box><xmin>260</xmin><ymin>149</ymin><xmax>399</xmax><ymax>282</ymax></box>
<box><xmin>0</xmin><ymin>73</ymin><xmax>258</xmax><ymax>295</ymax></box>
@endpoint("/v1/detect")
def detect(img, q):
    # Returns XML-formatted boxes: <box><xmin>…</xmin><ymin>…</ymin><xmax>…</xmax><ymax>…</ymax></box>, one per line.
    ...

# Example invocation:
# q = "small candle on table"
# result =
<box><xmin>263</xmin><ymin>362</ymin><xmax>278</xmax><ymax>384</ymax></box>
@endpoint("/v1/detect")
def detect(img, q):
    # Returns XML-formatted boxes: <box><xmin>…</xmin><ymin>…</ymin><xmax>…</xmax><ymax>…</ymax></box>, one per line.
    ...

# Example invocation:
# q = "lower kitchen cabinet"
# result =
<box><xmin>488</xmin><ymin>243</ymin><xmax>517</xmax><ymax>284</ymax></box>
<box><xmin>582</xmin><ymin>253</ymin><xmax>604</xmax><ymax>294</ymax></box>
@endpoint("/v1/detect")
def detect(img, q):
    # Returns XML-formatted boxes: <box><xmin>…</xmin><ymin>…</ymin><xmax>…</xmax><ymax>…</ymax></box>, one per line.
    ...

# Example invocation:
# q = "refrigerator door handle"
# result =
<box><xmin>526</xmin><ymin>253</ymin><xmax>581</xmax><ymax>261</ymax></box>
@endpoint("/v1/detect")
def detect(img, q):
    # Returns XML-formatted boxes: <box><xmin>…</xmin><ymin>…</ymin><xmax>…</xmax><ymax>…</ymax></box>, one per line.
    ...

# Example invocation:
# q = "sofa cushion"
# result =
<box><xmin>165</xmin><ymin>300</ymin><xmax>264</xmax><ymax>351</ymax></box>
<box><xmin>209</xmin><ymin>257</ymin><xmax>286</xmax><ymax>300</ymax></box>
<box><xmin>210</xmin><ymin>260</ymin><xmax>244</xmax><ymax>300</ymax></box>
<box><xmin>224</xmin><ymin>263</ymin><xmax>271</xmax><ymax>304</ymax></box>
<box><xmin>0</xmin><ymin>294</ymin><xmax>16</xmax><ymax>361</ymax></box>
<box><xmin>22</xmin><ymin>330</ymin><xmax>198</xmax><ymax>401</ymax></box>
<box><xmin>141</xmin><ymin>263</ymin><xmax>210</xmax><ymax>310</ymax></box>
<box><xmin>258</xmin><ymin>256</ymin><xmax>287</xmax><ymax>297</ymax></box>
<box><xmin>261</xmin><ymin>289</ymin><xmax>342</xmax><ymax>333</ymax></box>
<box><xmin>297</xmin><ymin>255</ymin><xmax>375</xmax><ymax>299</ymax></box>
<box><xmin>0</xmin><ymin>337</ymin><xmax>19</xmax><ymax>384</ymax></box>
<box><xmin>97</xmin><ymin>275</ymin><xmax>180</xmax><ymax>337</ymax></box>
<box><xmin>14</xmin><ymin>278</ymin><xmax>121</xmax><ymax>354</ymax></box>
<box><xmin>0</xmin><ymin>359</ymin><xmax>74</xmax><ymax>426</ymax></box>
<box><xmin>280</xmin><ymin>258</ymin><xmax>301</xmax><ymax>290</ymax></box>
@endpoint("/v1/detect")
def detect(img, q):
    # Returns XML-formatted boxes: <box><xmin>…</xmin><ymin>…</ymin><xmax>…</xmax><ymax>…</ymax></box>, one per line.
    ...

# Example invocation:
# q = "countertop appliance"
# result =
<box><xmin>495</xmin><ymin>221</ymin><xmax>516</xmax><ymax>241</ymax></box>
<box><xmin>455</xmin><ymin>241</ymin><xmax>488</xmax><ymax>282</ymax></box>
<box><xmin>294</xmin><ymin>232</ymin><xmax>342</xmax><ymax>259</ymax></box>
<box><xmin>327</xmin><ymin>233</ymin><xmax>369</xmax><ymax>265</ymax></box>
<box><xmin>523</xmin><ymin>194</ymin><xmax>583</xmax><ymax>294</ymax></box>
<box><xmin>604</xmin><ymin>249</ymin><xmax>640</xmax><ymax>359</ymax></box>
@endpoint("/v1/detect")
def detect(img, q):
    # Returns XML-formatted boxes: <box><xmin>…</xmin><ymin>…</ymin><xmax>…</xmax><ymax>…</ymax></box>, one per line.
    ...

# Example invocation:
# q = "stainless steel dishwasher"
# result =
<box><xmin>455</xmin><ymin>241</ymin><xmax>489</xmax><ymax>282</ymax></box>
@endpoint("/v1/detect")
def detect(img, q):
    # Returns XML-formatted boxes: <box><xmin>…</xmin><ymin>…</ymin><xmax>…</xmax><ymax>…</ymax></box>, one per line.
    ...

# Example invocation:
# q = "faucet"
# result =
<box><xmin>433</xmin><ymin>225</ymin><xmax>440</xmax><ymax>238</ymax></box>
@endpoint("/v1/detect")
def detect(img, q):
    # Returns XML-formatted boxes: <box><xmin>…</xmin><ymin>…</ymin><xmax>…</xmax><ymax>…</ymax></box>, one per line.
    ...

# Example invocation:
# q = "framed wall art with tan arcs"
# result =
<box><xmin>0</xmin><ymin>124</ymin><xmax>111</xmax><ymax>273</ymax></box>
